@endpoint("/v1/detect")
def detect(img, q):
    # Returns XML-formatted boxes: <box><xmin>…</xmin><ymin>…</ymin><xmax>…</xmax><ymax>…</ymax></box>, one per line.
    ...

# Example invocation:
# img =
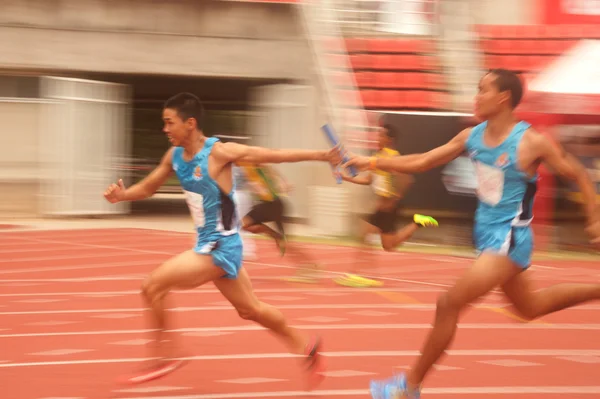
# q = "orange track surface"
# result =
<box><xmin>1</xmin><ymin>228</ymin><xmax>599</xmax><ymax>398</ymax></box>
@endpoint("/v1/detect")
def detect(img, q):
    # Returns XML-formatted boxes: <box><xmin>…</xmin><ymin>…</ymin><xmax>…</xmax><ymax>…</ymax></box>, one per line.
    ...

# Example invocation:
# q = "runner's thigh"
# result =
<box><xmin>147</xmin><ymin>250</ymin><xmax>226</xmax><ymax>292</ymax></box>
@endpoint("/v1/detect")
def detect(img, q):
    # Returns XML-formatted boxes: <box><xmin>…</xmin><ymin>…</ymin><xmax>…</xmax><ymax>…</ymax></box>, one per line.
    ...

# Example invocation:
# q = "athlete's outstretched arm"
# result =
<box><xmin>104</xmin><ymin>148</ymin><xmax>174</xmax><ymax>203</ymax></box>
<box><xmin>214</xmin><ymin>142</ymin><xmax>334</xmax><ymax>164</ymax></box>
<box><xmin>534</xmin><ymin>132</ymin><xmax>599</xmax><ymax>238</ymax></box>
<box><xmin>342</xmin><ymin>128</ymin><xmax>471</xmax><ymax>174</ymax></box>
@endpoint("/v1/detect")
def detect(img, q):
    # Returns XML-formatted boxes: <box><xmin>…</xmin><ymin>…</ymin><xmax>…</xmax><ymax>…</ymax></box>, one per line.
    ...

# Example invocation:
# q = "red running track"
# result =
<box><xmin>1</xmin><ymin>228</ymin><xmax>600</xmax><ymax>399</ymax></box>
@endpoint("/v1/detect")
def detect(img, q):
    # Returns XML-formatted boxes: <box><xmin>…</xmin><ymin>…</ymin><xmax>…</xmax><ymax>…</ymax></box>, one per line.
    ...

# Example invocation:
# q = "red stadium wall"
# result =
<box><xmin>537</xmin><ymin>0</ymin><xmax>600</xmax><ymax>24</ymax></box>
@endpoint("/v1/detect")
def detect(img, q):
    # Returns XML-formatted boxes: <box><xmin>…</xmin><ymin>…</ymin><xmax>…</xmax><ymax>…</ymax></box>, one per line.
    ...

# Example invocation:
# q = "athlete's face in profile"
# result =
<box><xmin>474</xmin><ymin>73</ymin><xmax>509</xmax><ymax>119</ymax></box>
<box><xmin>162</xmin><ymin>108</ymin><xmax>194</xmax><ymax>146</ymax></box>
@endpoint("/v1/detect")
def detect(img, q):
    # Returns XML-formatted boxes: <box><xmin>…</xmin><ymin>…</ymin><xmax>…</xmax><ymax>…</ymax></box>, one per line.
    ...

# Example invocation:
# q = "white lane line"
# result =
<box><xmin>3</xmin><ymin>323</ymin><xmax>600</xmax><ymax>339</ymax></box>
<box><xmin>3</xmin><ymin>349</ymin><xmax>600</xmax><ymax>368</ymax></box>
<box><xmin>108</xmin><ymin>386</ymin><xmax>600</xmax><ymax>398</ymax></box>
<box><xmin>0</xmin><ymin>286</ymin><xmax>442</xmax><ymax>298</ymax></box>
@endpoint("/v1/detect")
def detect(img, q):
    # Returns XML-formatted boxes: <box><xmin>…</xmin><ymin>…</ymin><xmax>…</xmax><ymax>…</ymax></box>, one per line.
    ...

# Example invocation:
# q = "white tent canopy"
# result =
<box><xmin>523</xmin><ymin>39</ymin><xmax>600</xmax><ymax>115</ymax></box>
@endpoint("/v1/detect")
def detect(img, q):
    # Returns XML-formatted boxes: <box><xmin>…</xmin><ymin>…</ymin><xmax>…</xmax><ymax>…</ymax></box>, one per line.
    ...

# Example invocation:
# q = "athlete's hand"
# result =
<box><xmin>343</xmin><ymin>154</ymin><xmax>371</xmax><ymax>171</ymax></box>
<box><xmin>104</xmin><ymin>179</ymin><xmax>126</xmax><ymax>203</ymax></box>
<box><xmin>326</xmin><ymin>145</ymin><xmax>343</xmax><ymax>165</ymax></box>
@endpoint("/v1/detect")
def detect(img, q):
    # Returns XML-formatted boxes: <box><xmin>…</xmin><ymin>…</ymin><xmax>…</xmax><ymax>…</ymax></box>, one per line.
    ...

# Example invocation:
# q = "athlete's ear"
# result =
<box><xmin>185</xmin><ymin>117</ymin><xmax>197</xmax><ymax>131</ymax></box>
<box><xmin>498</xmin><ymin>89</ymin><xmax>511</xmax><ymax>106</ymax></box>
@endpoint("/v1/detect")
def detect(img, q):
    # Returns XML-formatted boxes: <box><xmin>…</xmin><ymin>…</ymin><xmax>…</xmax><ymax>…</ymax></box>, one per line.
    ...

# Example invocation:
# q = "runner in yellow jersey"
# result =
<box><xmin>238</xmin><ymin>162</ymin><xmax>289</xmax><ymax>254</ymax></box>
<box><xmin>238</xmin><ymin>162</ymin><xmax>321</xmax><ymax>283</ymax></box>
<box><xmin>336</xmin><ymin>123</ymin><xmax>439</xmax><ymax>288</ymax></box>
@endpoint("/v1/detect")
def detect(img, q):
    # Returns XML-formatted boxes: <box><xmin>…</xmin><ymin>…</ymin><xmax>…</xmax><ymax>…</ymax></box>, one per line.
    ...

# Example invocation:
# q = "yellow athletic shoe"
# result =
<box><xmin>413</xmin><ymin>214</ymin><xmax>439</xmax><ymax>228</ymax></box>
<box><xmin>333</xmin><ymin>273</ymin><xmax>383</xmax><ymax>288</ymax></box>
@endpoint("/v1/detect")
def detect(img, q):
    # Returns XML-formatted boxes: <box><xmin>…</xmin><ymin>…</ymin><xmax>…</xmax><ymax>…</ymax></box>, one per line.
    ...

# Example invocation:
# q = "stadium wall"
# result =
<box><xmin>0</xmin><ymin>0</ymin><xmax>312</xmax><ymax>80</ymax></box>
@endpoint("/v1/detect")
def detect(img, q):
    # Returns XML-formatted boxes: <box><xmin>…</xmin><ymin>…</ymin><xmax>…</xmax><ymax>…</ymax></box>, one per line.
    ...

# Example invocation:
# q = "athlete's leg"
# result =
<box><xmin>214</xmin><ymin>267</ymin><xmax>305</xmax><ymax>353</ymax></box>
<box><xmin>141</xmin><ymin>250</ymin><xmax>226</xmax><ymax>357</ymax></box>
<box><xmin>119</xmin><ymin>250</ymin><xmax>226</xmax><ymax>384</ymax></box>
<box><xmin>499</xmin><ymin>225</ymin><xmax>600</xmax><ymax>319</ymax></box>
<box><xmin>337</xmin><ymin>212</ymin><xmax>437</xmax><ymax>288</ymax></box>
<box><xmin>369</xmin><ymin>253</ymin><xmax>522</xmax><ymax>396</ymax></box>
<box><xmin>242</xmin><ymin>215</ymin><xmax>281</xmax><ymax>240</ymax></box>
<box><xmin>242</xmin><ymin>199</ymin><xmax>286</xmax><ymax>255</ymax></box>
<box><xmin>380</xmin><ymin>223</ymin><xmax>418</xmax><ymax>251</ymax></box>
<box><xmin>502</xmin><ymin>269</ymin><xmax>600</xmax><ymax>320</ymax></box>
<box><xmin>214</xmin><ymin>267</ymin><xmax>325</xmax><ymax>386</ymax></box>
<box><xmin>406</xmin><ymin>254</ymin><xmax>519</xmax><ymax>386</ymax></box>
<box><xmin>381</xmin><ymin>215</ymin><xmax>438</xmax><ymax>251</ymax></box>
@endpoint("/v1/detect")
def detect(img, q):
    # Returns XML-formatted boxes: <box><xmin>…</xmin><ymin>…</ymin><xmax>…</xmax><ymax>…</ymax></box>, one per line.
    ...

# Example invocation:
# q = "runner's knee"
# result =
<box><xmin>141</xmin><ymin>275</ymin><xmax>166</xmax><ymax>303</ymax></box>
<box><xmin>241</xmin><ymin>216</ymin><xmax>254</xmax><ymax>230</ymax></box>
<box><xmin>436</xmin><ymin>291</ymin><xmax>465</xmax><ymax>314</ymax></box>
<box><xmin>509</xmin><ymin>297</ymin><xmax>540</xmax><ymax>320</ymax></box>
<box><xmin>233</xmin><ymin>300</ymin><xmax>261</xmax><ymax>321</ymax></box>
<box><xmin>513</xmin><ymin>305</ymin><xmax>538</xmax><ymax>320</ymax></box>
<box><xmin>381</xmin><ymin>239</ymin><xmax>395</xmax><ymax>252</ymax></box>
<box><xmin>244</xmin><ymin>224</ymin><xmax>261</xmax><ymax>234</ymax></box>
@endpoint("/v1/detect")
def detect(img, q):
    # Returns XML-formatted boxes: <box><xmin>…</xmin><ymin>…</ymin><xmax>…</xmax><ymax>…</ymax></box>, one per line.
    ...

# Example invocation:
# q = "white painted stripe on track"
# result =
<box><xmin>3</xmin><ymin>323</ymin><xmax>600</xmax><ymax>338</ymax></box>
<box><xmin>108</xmin><ymin>386</ymin><xmax>600</xmax><ymax>398</ymax></box>
<box><xmin>0</xmin><ymin>260</ymin><xmax>155</xmax><ymax>275</ymax></box>
<box><xmin>3</xmin><ymin>349</ymin><xmax>600</xmax><ymax>368</ymax></box>
<box><xmin>0</xmin><ymin>303</ymin><xmax>424</xmax><ymax>315</ymax></box>
<box><xmin>0</xmin><ymin>286</ymin><xmax>443</xmax><ymax>297</ymax></box>
<box><xmin>0</xmin><ymin>276</ymin><xmax>146</xmax><ymax>283</ymax></box>
<box><xmin>4</xmin><ymin>302</ymin><xmax>600</xmax><ymax>316</ymax></box>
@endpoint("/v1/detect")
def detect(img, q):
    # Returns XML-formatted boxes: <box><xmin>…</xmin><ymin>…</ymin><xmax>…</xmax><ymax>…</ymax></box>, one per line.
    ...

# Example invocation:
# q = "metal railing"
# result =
<box><xmin>324</xmin><ymin>0</ymin><xmax>439</xmax><ymax>36</ymax></box>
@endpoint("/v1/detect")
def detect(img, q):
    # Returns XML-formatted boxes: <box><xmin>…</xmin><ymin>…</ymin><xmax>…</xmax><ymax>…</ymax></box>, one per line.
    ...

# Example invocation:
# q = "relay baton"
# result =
<box><xmin>321</xmin><ymin>124</ymin><xmax>344</xmax><ymax>184</ymax></box>
<box><xmin>321</xmin><ymin>124</ymin><xmax>358</xmax><ymax>180</ymax></box>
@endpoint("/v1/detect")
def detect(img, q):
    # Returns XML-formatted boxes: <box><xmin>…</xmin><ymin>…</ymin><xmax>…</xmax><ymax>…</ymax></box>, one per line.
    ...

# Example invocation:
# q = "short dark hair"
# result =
<box><xmin>487</xmin><ymin>68</ymin><xmax>523</xmax><ymax>109</ymax></box>
<box><xmin>382</xmin><ymin>123</ymin><xmax>395</xmax><ymax>138</ymax></box>
<box><xmin>164</xmin><ymin>92</ymin><xmax>205</xmax><ymax>130</ymax></box>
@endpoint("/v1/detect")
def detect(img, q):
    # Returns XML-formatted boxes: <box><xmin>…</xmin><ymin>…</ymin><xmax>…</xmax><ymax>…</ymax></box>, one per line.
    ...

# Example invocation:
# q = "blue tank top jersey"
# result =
<box><xmin>171</xmin><ymin>137</ymin><xmax>239</xmax><ymax>245</ymax></box>
<box><xmin>465</xmin><ymin>121</ymin><xmax>537</xmax><ymax>227</ymax></box>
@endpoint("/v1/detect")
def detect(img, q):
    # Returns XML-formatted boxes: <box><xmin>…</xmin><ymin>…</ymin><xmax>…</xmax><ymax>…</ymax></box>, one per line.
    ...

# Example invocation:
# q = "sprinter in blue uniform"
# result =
<box><xmin>103</xmin><ymin>92</ymin><xmax>332</xmax><ymax>387</ymax></box>
<box><xmin>342</xmin><ymin>69</ymin><xmax>600</xmax><ymax>398</ymax></box>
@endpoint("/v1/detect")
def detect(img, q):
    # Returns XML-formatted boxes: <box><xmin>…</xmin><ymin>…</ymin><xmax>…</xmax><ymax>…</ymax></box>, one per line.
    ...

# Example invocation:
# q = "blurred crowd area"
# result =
<box><xmin>0</xmin><ymin>0</ymin><xmax>598</xmax><ymax>253</ymax></box>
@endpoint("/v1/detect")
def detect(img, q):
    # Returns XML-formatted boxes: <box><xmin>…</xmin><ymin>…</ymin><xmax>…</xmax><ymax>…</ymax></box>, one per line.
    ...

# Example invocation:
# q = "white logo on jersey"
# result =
<box><xmin>184</xmin><ymin>190</ymin><xmax>205</xmax><ymax>228</ymax></box>
<box><xmin>474</xmin><ymin>161</ymin><xmax>504</xmax><ymax>206</ymax></box>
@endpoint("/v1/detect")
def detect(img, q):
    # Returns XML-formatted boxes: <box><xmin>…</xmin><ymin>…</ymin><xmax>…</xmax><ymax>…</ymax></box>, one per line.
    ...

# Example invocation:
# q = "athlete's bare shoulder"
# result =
<box><xmin>445</xmin><ymin>127</ymin><xmax>472</xmax><ymax>150</ymax></box>
<box><xmin>210</xmin><ymin>141</ymin><xmax>243</xmax><ymax>162</ymax></box>
<box><xmin>521</xmin><ymin>126</ymin><xmax>550</xmax><ymax>159</ymax></box>
<box><xmin>153</xmin><ymin>146</ymin><xmax>175</xmax><ymax>170</ymax></box>
<box><xmin>457</xmin><ymin>126</ymin><xmax>474</xmax><ymax>140</ymax></box>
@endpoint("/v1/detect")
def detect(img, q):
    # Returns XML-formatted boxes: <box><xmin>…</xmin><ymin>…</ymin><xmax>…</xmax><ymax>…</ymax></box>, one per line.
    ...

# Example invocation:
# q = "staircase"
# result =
<box><xmin>298</xmin><ymin>0</ymin><xmax>375</xmax><ymax>153</ymax></box>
